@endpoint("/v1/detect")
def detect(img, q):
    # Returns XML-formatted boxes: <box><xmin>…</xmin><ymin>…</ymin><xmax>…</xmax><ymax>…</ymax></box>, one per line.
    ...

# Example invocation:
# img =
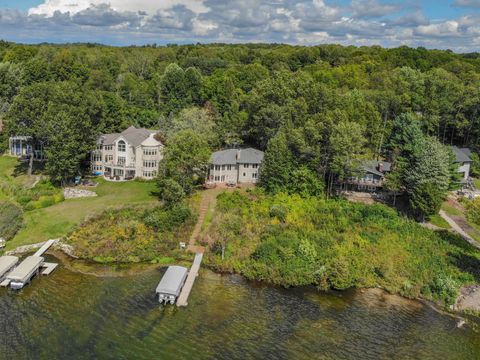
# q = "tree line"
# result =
<box><xmin>0</xmin><ymin>41</ymin><xmax>479</xmax><ymax>217</ymax></box>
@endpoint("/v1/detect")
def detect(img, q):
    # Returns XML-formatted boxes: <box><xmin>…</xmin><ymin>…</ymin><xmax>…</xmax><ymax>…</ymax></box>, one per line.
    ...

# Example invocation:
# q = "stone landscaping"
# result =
<box><xmin>64</xmin><ymin>188</ymin><xmax>97</xmax><ymax>199</ymax></box>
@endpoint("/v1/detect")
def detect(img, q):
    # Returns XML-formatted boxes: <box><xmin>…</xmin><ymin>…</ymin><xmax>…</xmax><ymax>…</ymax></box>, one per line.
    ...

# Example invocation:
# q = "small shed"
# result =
<box><xmin>156</xmin><ymin>266</ymin><xmax>188</xmax><ymax>304</ymax></box>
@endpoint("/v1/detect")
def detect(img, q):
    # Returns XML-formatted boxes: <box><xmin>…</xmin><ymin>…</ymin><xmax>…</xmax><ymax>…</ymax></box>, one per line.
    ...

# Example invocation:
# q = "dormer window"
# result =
<box><xmin>118</xmin><ymin>140</ymin><xmax>126</xmax><ymax>152</ymax></box>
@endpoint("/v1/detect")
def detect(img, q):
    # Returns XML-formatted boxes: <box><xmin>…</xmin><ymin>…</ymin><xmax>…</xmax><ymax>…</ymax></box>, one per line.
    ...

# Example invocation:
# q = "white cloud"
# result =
<box><xmin>0</xmin><ymin>0</ymin><xmax>472</xmax><ymax>51</ymax></box>
<box><xmin>28</xmin><ymin>0</ymin><xmax>208</xmax><ymax>17</ymax></box>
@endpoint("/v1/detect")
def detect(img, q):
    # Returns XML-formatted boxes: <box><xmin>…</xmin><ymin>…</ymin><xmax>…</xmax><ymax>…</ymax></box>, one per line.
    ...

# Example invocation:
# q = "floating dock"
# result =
<box><xmin>0</xmin><ymin>256</ymin><xmax>19</xmax><ymax>281</ymax></box>
<box><xmin>176</xmin><ymin>252</ymin><xmax>203</xmax><ymax>307</ymax></box>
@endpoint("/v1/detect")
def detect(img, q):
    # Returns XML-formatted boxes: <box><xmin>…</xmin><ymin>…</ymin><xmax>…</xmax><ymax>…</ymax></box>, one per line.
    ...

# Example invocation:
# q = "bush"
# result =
<box><xmin>0</xmin><ymin>201</ymin><xmax>23</xmax><ymax>240</ymax></box>
<box><xmin>206</xmin><ymin>191</ymin><xmax>480</xmax><ymax>306</ymax></box>
<box><xmin>67</xmin><ymin>204</ymin><xmax>194</xmax><ymax>263</ymax></box>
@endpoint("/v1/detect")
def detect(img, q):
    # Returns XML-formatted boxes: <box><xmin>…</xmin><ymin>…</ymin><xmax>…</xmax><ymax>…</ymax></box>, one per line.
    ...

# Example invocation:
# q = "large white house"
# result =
<box><xmin>91</xmin><ymin>126</ymin><xmax>163</xmax><ymax>181</ymax></box>
<box><xmin>207</xmin><ymin>148</ymin><xmax>264</xmax><ymax>185</ymax></box>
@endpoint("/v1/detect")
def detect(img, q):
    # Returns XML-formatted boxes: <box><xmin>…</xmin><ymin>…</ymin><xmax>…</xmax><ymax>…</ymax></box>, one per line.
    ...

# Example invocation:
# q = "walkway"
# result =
<box><xmin>439</xmin><ymin>210</ymin><xmax>480</xmax><ymax>250</ymax></box>
<box><xmin>186</xmin><ymin>189</ymin><xmax>219</xmax><ymax>252</ymax></box>
<box><xmin>176</xmin><ymin>252</ymin><xmax>203</xmax><ymax>307</ymax></box>
<box><xmin>177</xmin><ymin>189</ymin><xmax>219</xmax><ymax>307</ymax></box>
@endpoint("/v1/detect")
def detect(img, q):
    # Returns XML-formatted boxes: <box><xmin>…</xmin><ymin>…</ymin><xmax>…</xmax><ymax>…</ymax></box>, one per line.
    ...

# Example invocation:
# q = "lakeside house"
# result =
<box><xmin>207</xmin><ymin>148</ymin><xmax>264</xmax><ymax>185</ymax></box>
<box><xmin>91</xmin><ymin>126</ymin><xmax>163</xmax><ymax>181</ymax></box>
<box><xmin>344</xmin><ymin>160</ymin><xmax>391</xmax><ymax>192</ymax></box>
<box><xmin>452</xmin><ymin>146</ymin><xmax>473</xmax><ymax>182</ymax></box>
<box><xmin>8</xmin><ymin>136</ymin><xmax>45</xmax><ymax>161</ymax></box>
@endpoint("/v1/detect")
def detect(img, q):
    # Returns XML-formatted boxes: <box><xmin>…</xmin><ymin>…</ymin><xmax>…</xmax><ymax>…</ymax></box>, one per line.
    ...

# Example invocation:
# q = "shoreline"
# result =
<box><xmin>4</xmin><ymin>240</ymin><xmax>479</xmax><ymax>328</ymax></box>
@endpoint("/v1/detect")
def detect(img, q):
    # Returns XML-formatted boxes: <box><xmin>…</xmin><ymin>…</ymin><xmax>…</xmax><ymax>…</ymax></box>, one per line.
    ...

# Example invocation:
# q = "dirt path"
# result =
<box><xmin>186</xmin><ymin>189</ymin><xmax>221</xmax><ymax>252</ymax></box>
<box><xmin>439</xmin><ymin>210</ymin><xmax>480</xmax><ymax>250</ymax></box>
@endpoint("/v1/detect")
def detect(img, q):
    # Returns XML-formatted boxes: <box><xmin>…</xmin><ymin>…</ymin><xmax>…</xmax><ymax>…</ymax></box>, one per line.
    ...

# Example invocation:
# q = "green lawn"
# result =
<box><xmin>474</xmin><ymin>178</ymin><xmax>480</xmax><ymax>190</ymax></box>
<box><xmin>8</xmin><ymin>179</ymin><xmax>158</xmax><ymax>249</ymax></box>
<box><xmin>1</xmin><ymin>156</ymin><xmax>158</xmax><ymax>249</ymax></box>
<box><xmin>441</xmin><ymin>202</ymin><xmax>463</xmax><ymax>216</ymax></box>
<box><xmin>429</xmin><ymin>214</ymin><xmax>451</xmax><ymax>229</ymax></box>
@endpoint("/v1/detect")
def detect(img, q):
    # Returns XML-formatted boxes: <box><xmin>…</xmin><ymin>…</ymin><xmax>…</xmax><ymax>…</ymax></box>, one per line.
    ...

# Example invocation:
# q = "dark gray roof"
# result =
<box><xmin>452</xmin><ymin>146</ymin><xmax>473</xmax><ymax>163</ymax></box>
<box><xmin>99</xmin><ymin>126</ymin><xmax>161</xmax><ymax>147</ymax></box>
<box><xmin>211</xmin><ymin>148</ymin><xmax>264</xmax><ymax>165</ymax></box>
<box><xmin>363</xmin><ymin>160</ymin><xmax>391</xmax><ymax>176</ymax></box>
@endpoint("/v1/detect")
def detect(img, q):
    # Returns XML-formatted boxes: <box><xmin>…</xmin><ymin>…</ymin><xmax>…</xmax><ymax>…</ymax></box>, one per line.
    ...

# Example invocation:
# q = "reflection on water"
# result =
<box><xmin>0</xmin><ymin>257</ymin><xmax>479</xmax><ymax>360</ymax></box>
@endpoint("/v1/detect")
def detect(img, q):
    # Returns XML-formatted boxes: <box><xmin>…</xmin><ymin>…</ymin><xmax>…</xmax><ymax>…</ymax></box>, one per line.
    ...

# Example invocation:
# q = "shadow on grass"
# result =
<box><xmin>12</xmin><ymin>159</ymin><xmax>44</xmax><ymax>177</ymax></box>
<box><xmin>436</xmin><ymin>230</ymin><xmax>480</xmax><ymax>282</ymax></box>
<box><xmin>451</xmin><ymin>253</ymin><xmax>480</xmax><ymax>282</ymax></box>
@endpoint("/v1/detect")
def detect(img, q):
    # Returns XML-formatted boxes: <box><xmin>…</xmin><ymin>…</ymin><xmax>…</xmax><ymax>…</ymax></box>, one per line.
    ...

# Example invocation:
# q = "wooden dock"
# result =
<box><xmin>176</xmin><ymin>252</ymin><xmax>203</xmax><ymax>307</ymax></box>
<box><xmin>33</xmin><ymin>239</ymin><xmax>57</xmax><ymax>257</ymax></box>
<box><xmin>41</xmin><ymin>262</ymin><xmax>58</xmax><ymax>275</ymax></box>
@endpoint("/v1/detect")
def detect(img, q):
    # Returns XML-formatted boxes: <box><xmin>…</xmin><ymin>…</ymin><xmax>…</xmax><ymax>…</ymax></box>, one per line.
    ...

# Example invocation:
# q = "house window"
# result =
<box><xmin>252</xmin><ymin>164</ymin><xmax>259</xmax><ymax>169</ymax></box>
<box><xmin>215</xmin><ymin>165</ymin><xmax>220</xmax><ymax>171</ymax></box>
<box><xmin>104</xmin><ymin>145</ymin><xmax>113</xmax><ymax>151</ymax></box>
<box><xmin>143</xmin><ymin>148</ymin><xmax>157</xmax><ymax>156</ymax></box>
<box><xmin>252</xmin><ymin>173</ymin><xmax>257</xmax><ymax>179</ymax></box>
<box><xmin>244</xmin><ymin>164</ymin><xmax>250</xmax><ymax>169</ymax></box>
<box><xmin>143</xmin><ymin>160</ymin><xmax>157</xmax><ymax>168</ymax></box>
<box><xmin>118</xmin><ymin>156</ymin><xmax>126</xmax><ymax>165</ymax></box>
<box><xmin>118</xmin><ymin>140</ymin><xmax>126</xmax><ymax>152</ymax></box>
<box><xmin>243</xmin><ymin>173</ymin><xmax>246</xmax><ymax>177</ymax></box>
<box><xmin>227</xmin><ymin>165</ymin><xmax>232</xmax><ymax>170</ymax></box>
<box><xmin>222</xmin><ymin>165</ymin><xmax>225</xmax><ymax>170</ymax></box>
<box><xmin>210</xmin><ymin>164</ymin><xmax>214</xmax><ymax>170</ymax></box>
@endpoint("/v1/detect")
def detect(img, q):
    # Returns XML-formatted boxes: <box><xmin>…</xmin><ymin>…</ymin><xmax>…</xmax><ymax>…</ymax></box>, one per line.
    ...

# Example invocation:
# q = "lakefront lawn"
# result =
<box><xmin>0</xmin><ymin>156</ymin><xmax>158</xmax><ymax>249</ymax></box>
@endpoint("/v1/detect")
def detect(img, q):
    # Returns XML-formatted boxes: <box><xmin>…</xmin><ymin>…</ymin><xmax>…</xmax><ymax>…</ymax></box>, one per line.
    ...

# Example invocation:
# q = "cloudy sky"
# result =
<box><xmin>0</xmin><ymin>0</ymin><xmax>479</xmax><ymax>51</ymax></box>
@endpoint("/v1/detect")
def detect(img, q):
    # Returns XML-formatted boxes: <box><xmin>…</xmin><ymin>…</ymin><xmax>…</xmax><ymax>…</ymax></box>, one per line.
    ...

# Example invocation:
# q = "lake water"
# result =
<box><xmin>1</xmin><ymin>257</ymin><xmax>480</xmax><ymax>360</ymax></box>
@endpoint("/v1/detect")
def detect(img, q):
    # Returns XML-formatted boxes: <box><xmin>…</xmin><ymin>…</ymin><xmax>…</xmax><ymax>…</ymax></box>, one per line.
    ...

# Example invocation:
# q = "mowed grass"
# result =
<box><xmin>0</xmin><ymin>155</ymin><xmax>158</xmax><ymax>249</ymax></box>
<box><xmin>475</xmin><ymin>178</ymin><xmax>480</xmax><ymax>190</ymax></box>
<box><xmin>8</xmin><ymin>178</ymin><xmax>158</xmax><ymax>249</ymax></box>
<box><xmin>429</xmin><ymin>214</ymin><xmax>451</xmax><ymax>229</ymax></box>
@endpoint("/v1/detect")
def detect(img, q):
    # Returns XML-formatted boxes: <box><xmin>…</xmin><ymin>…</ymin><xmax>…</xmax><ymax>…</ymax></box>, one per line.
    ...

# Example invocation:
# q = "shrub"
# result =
<box><xmin>0</xmin><ymin>201</ymin><xmax>23</xmax><ymax>240</ymax></box>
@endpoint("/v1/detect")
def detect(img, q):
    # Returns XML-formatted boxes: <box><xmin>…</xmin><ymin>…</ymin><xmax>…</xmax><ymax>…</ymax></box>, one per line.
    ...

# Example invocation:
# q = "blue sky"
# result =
<box><xmin>0</xmin><ymin>0</ymin><xmax>479</xmax><ymax>51</ymax></box>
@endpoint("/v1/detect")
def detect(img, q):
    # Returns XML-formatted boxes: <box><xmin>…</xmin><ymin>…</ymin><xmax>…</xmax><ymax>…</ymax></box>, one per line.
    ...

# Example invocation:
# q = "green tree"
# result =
<box><xmin>405</xmin><ymin>137</ymin><xmax>452</xmax><ymax>220</ymax></box>
<box><xmin>157</xmin><ymin>129</ymin><xmax>211</xmax><ymax>195</ymax></box>
<box><xmin>156</xmin><ymin>178</ymin><xmax>186</xmax><ymax>208</ymax></box>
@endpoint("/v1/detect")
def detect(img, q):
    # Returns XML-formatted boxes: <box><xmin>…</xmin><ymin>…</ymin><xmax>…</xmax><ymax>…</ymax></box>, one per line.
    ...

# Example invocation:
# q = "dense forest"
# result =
<box><xmin>0</xmin><ymin>41</ymin><xmax>479</xmax><ymax>218</ymax></box>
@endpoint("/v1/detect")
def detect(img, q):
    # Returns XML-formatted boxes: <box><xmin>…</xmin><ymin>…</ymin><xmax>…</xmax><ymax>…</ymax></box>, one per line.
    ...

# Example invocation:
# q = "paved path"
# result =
<box><xmin>439</xmin><ymin>210</ymin><xmax>480</xmax><ymax>250</ymax></box>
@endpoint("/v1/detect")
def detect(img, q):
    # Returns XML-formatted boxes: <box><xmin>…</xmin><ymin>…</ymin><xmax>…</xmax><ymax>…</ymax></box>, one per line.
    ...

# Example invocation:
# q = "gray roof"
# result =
<box><xmin>156</xmin><ymin>266</ymin><xmax>188</xmax><ymax>297</ymax></box>
<box><xmin>363</xmin><ymin>160</ymin><xmax>391</xmax><ymax>176</ymax></box>
<box><xmin>211</xmin><ymin>148</ymin><xmax>264</xmax><ymax>165</ymax></box>
<box><xmin>100</xmin><ymin>126</ymin><xmax>160</xmax><ymax>147</ymax></box>
<box><xmin>0</xmin><ymin>256</ymin><xmax>19</xmax><ymax>278</ymax></box>
<box><xmin>7</xmin><ymin>256</ymin><xmax>43</xmax><ymax>282</ymax></box>
<box><xmin>452</xmin><ymin>146</ymin><xmax>473</xmax><ymax>163</ymax></box>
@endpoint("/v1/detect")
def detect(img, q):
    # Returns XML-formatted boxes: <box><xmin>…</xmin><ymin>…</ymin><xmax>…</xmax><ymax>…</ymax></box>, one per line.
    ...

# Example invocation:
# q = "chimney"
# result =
<box><xmin>236</xmin><ymin>149</ymin><xmax>241</xmax><ymax>161</ymax></box>
<box><xmin>377</xmin><ymin>162</ymin><xmax>384</xmax><ymax>173</ymax></box>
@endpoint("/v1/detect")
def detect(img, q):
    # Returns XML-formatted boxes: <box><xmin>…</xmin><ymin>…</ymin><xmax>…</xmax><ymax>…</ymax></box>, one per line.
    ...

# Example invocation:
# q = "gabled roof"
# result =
<box><xmin>211</xmin><ymin>148</ymin><xmax>264</xmax><ymax>165</ymax></box>
<box><xmin>362</xmin><ymin>160</ymin><xmax>391</xmax><ymax>176</ymax></box>
<box><xmin>99</xmin><ymin>126</ymin><xmax>162</xmax><ymax>147</ymax></box>
<box><xmin>452</xmin><ymin>146</ymin><xmax>473</xmax><ymax>163</ymax></box>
